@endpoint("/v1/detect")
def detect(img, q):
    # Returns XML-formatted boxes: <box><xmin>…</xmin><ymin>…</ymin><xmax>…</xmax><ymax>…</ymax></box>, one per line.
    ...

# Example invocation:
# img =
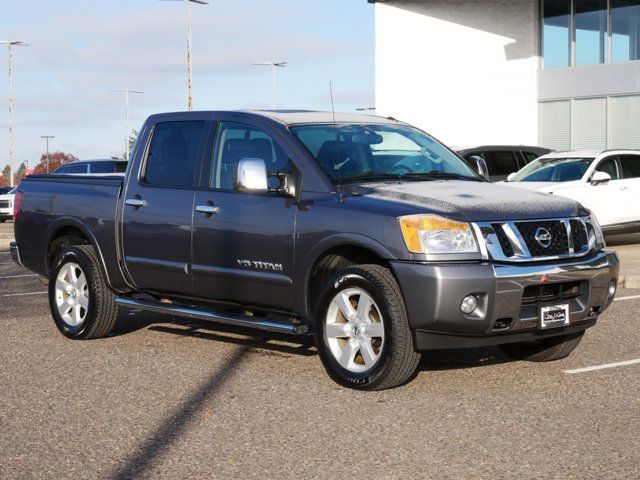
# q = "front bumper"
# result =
<box><xmin>391</xmin><ymin>251</ymin><xmax>619</xmax><ymax>350</ymax></box>
<box><xmin>0</xmin><ymin>211</ymin><xmax>12</xmax><ymax>220</ymax></box>
<box><xmin>10</xmin><ymin>242</ymin><xmax>23</xmax><ymax>267</ymax></box>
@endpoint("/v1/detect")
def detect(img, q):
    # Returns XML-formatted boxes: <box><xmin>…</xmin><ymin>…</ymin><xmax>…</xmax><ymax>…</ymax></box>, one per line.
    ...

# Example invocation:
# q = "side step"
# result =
<box><xmin>115</xmin><ymin>297</ymin><xmax>309</xmax><ymax>335</ymax></box>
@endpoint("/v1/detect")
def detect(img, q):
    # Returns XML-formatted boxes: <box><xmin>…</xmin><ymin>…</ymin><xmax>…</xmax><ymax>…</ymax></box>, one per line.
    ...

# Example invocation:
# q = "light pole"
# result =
<box><xmin>40</xmin><ymin>135</ymin><xmax>55</xmax><ymax>174</ymax></box>
<box><xmin>158</xmin><ymin>0</ymin><xmax>209</xmax><ymax>111</ymax></box>
<box><xmin>1</xmin><ymin>40</ymin><xmax>28</xmax><ymax>187</ymax></box>
<box><xmin>251</xmin><ymin>61</ymin><xmax>288</xmax><ymax>110</ymax></box>
<box><xmin>111</xmin><ymin>89</ymin><xmax>144</xmax><ymax>160</ymax></box>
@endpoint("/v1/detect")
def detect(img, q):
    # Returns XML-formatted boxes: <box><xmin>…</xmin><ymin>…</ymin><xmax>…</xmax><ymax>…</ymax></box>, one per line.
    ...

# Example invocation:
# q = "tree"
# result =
<box><xmin>1</xmin><ymin>165</ymin><xmax>9</xmax><ymax>186</ymax></box>
<box><xmin>32</xmin><ymin>151</ymin><xmax>78</xmax><ymax>174</ymax></box>
<box><xmin>13</xmin><ymin>163</ymin><xmax>27</xmax><ymax>184</ymax></box>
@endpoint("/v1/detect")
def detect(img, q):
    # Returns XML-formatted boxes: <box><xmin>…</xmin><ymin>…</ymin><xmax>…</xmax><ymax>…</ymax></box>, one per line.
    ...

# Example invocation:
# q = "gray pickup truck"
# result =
<box><xmin>11</xmin><ymin>110</ymin><xmax>619</xmax><ymax>390</ymax></box>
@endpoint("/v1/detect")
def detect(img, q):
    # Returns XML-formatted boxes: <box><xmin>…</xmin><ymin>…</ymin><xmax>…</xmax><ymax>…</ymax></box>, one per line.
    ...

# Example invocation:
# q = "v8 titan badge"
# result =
<box><xmin>540</xmin><ymin>304</ymin><xmax>570</xmax><ymax>329</ymax></box>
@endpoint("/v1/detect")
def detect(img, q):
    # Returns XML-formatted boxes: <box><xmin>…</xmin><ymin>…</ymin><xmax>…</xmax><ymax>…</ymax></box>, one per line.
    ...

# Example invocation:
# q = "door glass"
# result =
<box><xmin>211</xmin><ymin>122</ymin><xmax>290</xmax><ymax>190</ymax></box>
<box><xmin>144</xmin><ymin>121</ymin><xmax>207</xmax><ymax>187</ymax></box>
<box><xmin>595</xmin><ymin>156</ymin><xmax>622</xmax><ymax>179</ymax></box>
<box><xmin>612</xmin><ymin>0</ymin><xmax>640</xmax><ymax>62</ymax></box>
<box><xmin>575</xmin><ymin>0</ymin><xmax>608</xmax><ymax>65</ymax></box>
<box><xmin>621</xmin><ymin>155</ymin><xmax>640</xmax><ymax>178</ymax></box>
<box><xmin>90</xmin><ymin>162</ymin><xmax>114</xmax><ymax>174</ymax></box>
<box><xmin>522</xmin><ymin>151</ymin><xmax>542</xmax><ymax>163</ymax></box>
<box><xmin>486</xmin><ymin>151</ymin><xmax>520</xmax><ymax>176</ymax></box>
<box><xmin>543</xmin><ymin>0</ymin><xmax>571</xmax><ymax>68</ymax></box>
<box><xmin>67</xmin><ymin>164</ymin><xmax>88</xmax><ymax>174</ymax></box>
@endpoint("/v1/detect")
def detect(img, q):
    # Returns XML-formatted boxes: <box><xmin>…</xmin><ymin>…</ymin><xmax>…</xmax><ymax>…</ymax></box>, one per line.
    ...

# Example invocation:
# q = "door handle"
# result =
<box><xmin>125</xmin><ymin>198</ymin><xmax>146</xmax><ymax>208</ymax></box>
<box><xmin>195</xmin><ymin>204</ymin><xmax>220</xmax><ymax>215</ymax></box>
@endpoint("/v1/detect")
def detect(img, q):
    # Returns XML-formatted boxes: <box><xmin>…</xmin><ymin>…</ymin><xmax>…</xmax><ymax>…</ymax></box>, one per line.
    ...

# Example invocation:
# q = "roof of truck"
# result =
<box><xmin>244</xmin><ymin>110</ymin><xmax>402</xmax><ymax>125</ymax></box>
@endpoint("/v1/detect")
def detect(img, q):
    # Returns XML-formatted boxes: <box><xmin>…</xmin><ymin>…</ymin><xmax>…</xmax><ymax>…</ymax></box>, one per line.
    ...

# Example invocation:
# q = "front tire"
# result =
<box><xmin>498</xmin><ymin>331</ymin><xmax>584</xmax><ymax>362</ymax></box>
<box><xmin>49</xmin><ymin>245</ymin><xmax>118</xmax><ymax>340</ymax></box>
<box><xmin>315</xmin><ymin>264</ymin><xmax>420</xmax><ymax>390</ymax></box>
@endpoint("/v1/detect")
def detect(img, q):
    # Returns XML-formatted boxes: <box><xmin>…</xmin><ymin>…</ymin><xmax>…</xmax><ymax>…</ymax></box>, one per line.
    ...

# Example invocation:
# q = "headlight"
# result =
<box><xmin>399</xmin><ymin>214</ymin><xmax>479</xmax><ymax>254</ymax></box>
<box><xmin>589</xmin><ymin>214</ymin><xmax>606</xmax><ymax>248</ymax></box>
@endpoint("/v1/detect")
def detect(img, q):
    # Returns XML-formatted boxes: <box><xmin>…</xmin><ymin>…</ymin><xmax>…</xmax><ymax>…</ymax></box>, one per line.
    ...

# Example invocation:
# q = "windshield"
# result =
<box><xmin>510</xmin><ymin>157</ymin><xmax>594</xmax><ymax>182</ymax></box>
<box><xmin>290</xmin><ymin>124</ymin><xmax>480</xmax><ymax>183</ymax></box>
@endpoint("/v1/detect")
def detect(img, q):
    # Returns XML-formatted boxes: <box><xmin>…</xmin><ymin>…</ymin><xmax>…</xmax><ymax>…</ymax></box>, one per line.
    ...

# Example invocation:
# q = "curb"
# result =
<box><xmin>620</xmin><ymin>274</ymin><xmax>640</xmax><ymax>289</ymax></box>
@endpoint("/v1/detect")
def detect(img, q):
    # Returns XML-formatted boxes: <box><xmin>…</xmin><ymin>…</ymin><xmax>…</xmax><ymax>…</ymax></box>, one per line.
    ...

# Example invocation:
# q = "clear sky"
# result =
<box><xmin>0</xmin><ymin>0</ymin><xmax>374</xmax><ymax>165</ymax></box>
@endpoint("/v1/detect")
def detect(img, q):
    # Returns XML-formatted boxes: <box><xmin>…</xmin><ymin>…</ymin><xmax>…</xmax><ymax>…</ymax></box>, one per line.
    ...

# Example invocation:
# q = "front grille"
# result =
<box><xmin>570</xmin><ymin>219</ymin><xmax>588</xmax><ymax>252</ymax></box>
<box><xmin>0</xmin><ymin>200</ymin><xmax>9</xmax><ymax>209</ymax></box>
<box><xmin>516</xmin><ymin>221</ymin><xmax>569</xmax><ymax>257</ymax></box>
<box><xmin>522</xmin><ymin>281</ymin><xmax>584</xmax><ymax>306</ymax></box>
<box><xmin>492</xmin><ymin>223</ymin><xmax>514</xmax><ymax>257</ymax></box>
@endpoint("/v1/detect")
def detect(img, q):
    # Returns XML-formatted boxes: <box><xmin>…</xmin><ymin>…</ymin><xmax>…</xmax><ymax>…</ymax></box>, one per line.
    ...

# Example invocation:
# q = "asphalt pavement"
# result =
<box><xmin>1</xmin><ymin>235</ymin><xmax>640</xmax><ymax>479</ymax></box>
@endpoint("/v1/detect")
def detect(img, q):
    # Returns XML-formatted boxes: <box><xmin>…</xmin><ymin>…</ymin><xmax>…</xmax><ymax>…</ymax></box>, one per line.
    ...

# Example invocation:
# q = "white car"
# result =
<box><xmin>504</xmin><ymin>149</ymin><xmax>640</xmax><ymax>234</ymax></box>
<box><xmin>0</xmin><ymin>187</ymin><xmax>16</xmax><ymax>223</ymax></box>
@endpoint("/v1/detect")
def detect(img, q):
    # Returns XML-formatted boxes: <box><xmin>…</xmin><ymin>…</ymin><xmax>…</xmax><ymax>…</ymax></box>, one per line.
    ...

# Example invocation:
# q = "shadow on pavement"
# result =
<box><xmin>419</xmin><ymin>346</ymin><xmax>510</xmax><ymax>372</ymax></box>
<box><xmin>108</xmin><ymin>346</ymin><xmax>250</xmax><ymax>480</ymax></box>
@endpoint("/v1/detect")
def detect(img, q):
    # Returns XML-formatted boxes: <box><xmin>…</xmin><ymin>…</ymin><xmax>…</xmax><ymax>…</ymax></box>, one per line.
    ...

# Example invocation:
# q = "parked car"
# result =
<box><xmin>504</xmin><ymin>149</ymin><xmax>640</xmax><ymax>235</ymax></box>
<box><xmin>11</xmin><ymin>111</ymin><xmax>618</xmax><ymax>390</ymax></box>
<box><xmin>0</xmin><ymin>187</ymin><xmax>16</xmax><ymax>222</ymax></box>
<box><xmin>53</xmin><ymin>159</ymin><xmax>128</xmax><ymax>175</ymax></box>
<box><xmin>0</xmin><ymin>186</ymin><xmax>12</xmax><ymax>195</ymax></box>
<box><xmin>457</xmin><ymin>146</ymin><xmax>552</xmax><ymax>182</ymax></box>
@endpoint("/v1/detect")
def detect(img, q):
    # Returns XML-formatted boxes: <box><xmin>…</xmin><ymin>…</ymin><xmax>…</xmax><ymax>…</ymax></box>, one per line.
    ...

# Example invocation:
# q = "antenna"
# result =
<box><xmin>330</xmin><ymin>82</ymin><xmax>344</xmax><ymax>202</ymax></box>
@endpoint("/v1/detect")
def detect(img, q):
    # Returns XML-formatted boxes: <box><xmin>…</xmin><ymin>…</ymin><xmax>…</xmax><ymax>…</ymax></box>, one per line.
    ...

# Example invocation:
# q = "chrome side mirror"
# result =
<box><xmin>469</xmin><ymin>155</ymin><xmax>489</xmax><ymax>180</ymax></box>
<box><xmin>235</xmin><ymin>158</ymin><xmax>268</xmax><ymax>193</ymax></box>
<box><xmin>590</xmin><ymin>171</ymin><xmax>611</xmax><ymax>185</ymax></box>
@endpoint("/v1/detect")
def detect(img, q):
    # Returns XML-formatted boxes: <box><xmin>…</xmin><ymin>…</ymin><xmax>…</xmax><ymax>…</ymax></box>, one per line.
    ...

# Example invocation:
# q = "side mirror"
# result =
<box><xmin>469</xmin><ymin>155</ymin><xmax>489</xmax><ymax>180</ymax></box>
<box><xmin>590</xmin><ymin>171</ymin><xmax>611</xmax><ymax>185</ymax></box>
<box><xmin>235</xmin><ymin>158</ymin><xmax>268</xmax><ymax>193</ymax></box>
<box><xmin>507</xmin><ymin>172</ymin><xmax>517</xmax><ymax>182</ymax></box>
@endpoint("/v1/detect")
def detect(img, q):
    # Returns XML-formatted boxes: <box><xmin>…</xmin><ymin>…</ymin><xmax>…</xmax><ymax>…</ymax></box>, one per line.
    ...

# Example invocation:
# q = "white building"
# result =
<box><xmin>370</xmin><ymin>0</ymin><xmax>640</xmax><ymax>151</ymax></box>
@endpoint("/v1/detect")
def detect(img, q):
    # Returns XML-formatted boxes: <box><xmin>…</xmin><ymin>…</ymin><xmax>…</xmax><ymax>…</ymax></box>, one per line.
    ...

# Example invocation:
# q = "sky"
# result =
<box><xmin>0</xmin><ymin>0</ymin><xmax>374</xmax><ymax>167</ymax></box>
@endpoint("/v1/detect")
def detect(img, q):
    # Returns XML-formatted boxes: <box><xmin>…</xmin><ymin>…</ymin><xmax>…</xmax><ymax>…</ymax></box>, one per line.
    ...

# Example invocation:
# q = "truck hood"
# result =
<box><xmin>347</xmin><ymin>180</ymin><xmax>586</xmax><ymax>222</ymax></box>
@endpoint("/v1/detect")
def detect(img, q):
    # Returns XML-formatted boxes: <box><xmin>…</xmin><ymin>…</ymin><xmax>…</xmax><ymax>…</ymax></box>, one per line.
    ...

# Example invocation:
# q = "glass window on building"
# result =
<box><xmin>575</xmin><ymin>0</ymin><xmax>608</xmax><ymax>65</ymax></box>
<box><xmin>612</xmin><ymin>0</ymin><xmax>640</xmax><ymax>62</ymax></box>
<box><xmin>543</xmin><ymin>0</ymin><xmax>571</xmax><ymax>68</ymax></box>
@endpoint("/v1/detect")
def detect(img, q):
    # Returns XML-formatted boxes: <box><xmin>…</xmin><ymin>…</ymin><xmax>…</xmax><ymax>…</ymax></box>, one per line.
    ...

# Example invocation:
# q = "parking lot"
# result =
<box><xmin>1</xmin><ymin>221</ymin><xmax>640</xmax><ymax>479</ymax></box>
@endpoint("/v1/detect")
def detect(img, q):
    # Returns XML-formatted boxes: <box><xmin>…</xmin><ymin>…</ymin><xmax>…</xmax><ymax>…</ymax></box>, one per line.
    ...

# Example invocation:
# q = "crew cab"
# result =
<box><xmin>11</xmin><ymin>111</ymin><xmax>619</xmax><ymax>390</ymax></box>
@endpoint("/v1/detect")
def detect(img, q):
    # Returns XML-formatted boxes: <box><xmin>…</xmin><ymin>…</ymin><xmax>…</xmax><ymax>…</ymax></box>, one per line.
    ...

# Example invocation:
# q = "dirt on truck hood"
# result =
<box><xmin>348</xmin><ymin>180</ymin><xmax>587</xmax><ymax>222</ymax></box>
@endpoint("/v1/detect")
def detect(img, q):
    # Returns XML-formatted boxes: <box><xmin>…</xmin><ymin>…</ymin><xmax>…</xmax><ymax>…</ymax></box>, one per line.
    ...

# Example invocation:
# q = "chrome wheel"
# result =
<box><xmin>324</xmin><ymin>287</ymin><xmax>385</xmax><ymax>373</ymax></box>
<box><xmin>54</xmin><ymin>262</ymin><xmax>89</xmax><ymax>327</ymax></box>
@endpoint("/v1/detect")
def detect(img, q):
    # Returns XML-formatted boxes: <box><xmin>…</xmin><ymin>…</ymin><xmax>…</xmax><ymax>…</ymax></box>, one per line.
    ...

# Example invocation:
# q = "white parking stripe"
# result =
<box><xmin>0</xmin><ymin>262</ymin><xmax>15</xmax><ymax>265</ymax></box>
<box><xmin>614</xmin><ymin>295</ymin><xmax>640</xmax><ymax>302</ymax></box>
<box><xmin>0</xmin><ymin>274</ymin><xmax>39</xmax><ymax>280</ymax></box>
<box><xmin>564</xmin><ymin>359</ymin><xmax>640</xmax><ymax>374</ymax></box>
<box><xmin>0</xmin><ymin>291</ymin><xmax>47</xmax><ymax>298</ymax></box>
<box><xmin>0</xmin><ymin>251</ymin><xmax>10</xmax><ymax>254</ymax></box>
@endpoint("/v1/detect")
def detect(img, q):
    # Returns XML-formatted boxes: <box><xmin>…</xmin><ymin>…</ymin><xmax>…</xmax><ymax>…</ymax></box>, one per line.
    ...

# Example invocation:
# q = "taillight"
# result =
<box><xmin>13</xmin><ymin>190</ymin><xmax>23</xmax><ymax>221</ymax></box>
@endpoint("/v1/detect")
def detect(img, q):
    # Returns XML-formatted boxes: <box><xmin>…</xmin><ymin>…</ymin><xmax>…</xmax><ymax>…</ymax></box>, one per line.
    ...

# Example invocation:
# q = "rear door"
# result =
<box><xmin>191</xmin><ymin>119</ymin><xmax>298</xmax><ymax>311</ymax></box>
<box><xmin>619</xmin><ymin>154</ymin><xmax>640</xmax><ymax>224</ymax></box>
<box><xmin>121</xmin><ymin>118</ymin><xmax>211</xmax><ymax>295</ymax></box>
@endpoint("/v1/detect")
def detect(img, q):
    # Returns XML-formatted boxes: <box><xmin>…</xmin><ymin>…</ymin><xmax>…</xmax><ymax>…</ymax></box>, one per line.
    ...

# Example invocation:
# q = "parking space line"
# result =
<box><xmin>0</xmin><ymin>291</ymin><xmax>47</xmax><ymax>298</ymax></box>
<box><xmin>0</xmin><ymin>274</ymin><xmax>39</xmax><ymax>280</ymax></box>
<box><xmin>615</xmin><ymin>295</ymin><xmax>640</xmax><ymax>302</ymax></box>
<box><xmin>564</xmin><ymin>359</ymin><xmax>640</xmax><ymax>374</ymax></box>
<box><xmin>0</xmin><ymin>262</ymin><xmax>15</xmax><ymax>265</ymax></box>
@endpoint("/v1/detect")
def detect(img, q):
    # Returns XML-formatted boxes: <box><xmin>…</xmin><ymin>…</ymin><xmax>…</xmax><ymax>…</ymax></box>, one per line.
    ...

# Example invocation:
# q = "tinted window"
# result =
<box><xmin>486</xmin><ymin>151</ymin><xmax>520</xmax><ymax>176</ymax></box>
<box><xmin>54</xmin><ymin>166</ymin><xmax>68</xmax><ymax>174</ymax></box>
<box><xmin>0</xmin><ymin>187</ymin><xmax>11</xmax><ymax>194</ymax></box>
<box><xmin>67</xmin><ymin>164</ymin><xmax>88</xmax><ymax>174</ymax></box>
<box><xmin>522</xmin><ymin>151</ymin><xmax>542</xmax><ymax>163</ymax></box>
<box><xmin>595</xmin><ymin>156</ymin><xmax>622</xmax><ymax>179</ymax></box>
<box><xmin>145</xmin><ymin>121</ymin><xmax>207</xmax><ymax>187</ymax></box>
<box><xmin>212</xmin><ymin>122</ymin><xmax>290</xmax><ymax>190</ymax></box>
<box><xmin>90</xmin><ymin>162</ymin><xmax>114</xmax><ymax>174</ymax></box>
<box><xmin>621</xmin><ymin>155</ymin><xmax>640</xmax><ymax>178</ymax></box>
<box><xmin>114</xmin><ymin>162</ymin><xmax>128</xmax><ymax>173</ymax></box>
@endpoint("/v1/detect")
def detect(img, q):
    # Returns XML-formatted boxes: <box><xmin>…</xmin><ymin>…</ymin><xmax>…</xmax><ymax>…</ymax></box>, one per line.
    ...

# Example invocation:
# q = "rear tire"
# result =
<box><xmin>0</xmin><ymin>219</ymin><xmax>6</xmax><ymax>223</ymax></box>
<box><xmin>315</xmin><ymin>264</ymin><xmax>420</xmax><ymax>390</ymax></box>
<box><xmin>498</xmin><ymin>331</ymin><xmax>584</xmax><ymax>362</ymax></box>
<box><xmin>49</xmin><ymin>245</ymin><xmax>118</xmax><ymax>340</ymax></box>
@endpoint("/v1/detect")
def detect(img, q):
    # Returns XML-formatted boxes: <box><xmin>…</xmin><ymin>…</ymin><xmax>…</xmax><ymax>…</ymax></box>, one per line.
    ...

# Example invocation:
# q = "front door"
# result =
<box><xmin>122</xmin><ymin>118</ymin><xmax>210</xmax><ymax>295</ymax></box>
<box><xmin>582</xmin><ymin>155</ymin><xmax>627</xmax><ymax>227</ymax></box>
<box><xmin>191</xmin><ymin>121</ymin><xmax>297</xmax><ymax>311</ymax></box>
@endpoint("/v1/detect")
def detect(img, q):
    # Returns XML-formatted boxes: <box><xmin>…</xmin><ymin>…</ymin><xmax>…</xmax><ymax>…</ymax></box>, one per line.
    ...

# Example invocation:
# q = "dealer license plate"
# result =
<box><xmin>540</xmin><ymin>304</ymin><xmax>570</xmax><ymax>329</ymax></box>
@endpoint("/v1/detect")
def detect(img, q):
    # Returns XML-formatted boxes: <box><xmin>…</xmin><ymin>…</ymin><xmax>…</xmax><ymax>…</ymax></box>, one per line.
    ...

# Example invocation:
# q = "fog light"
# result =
<box><xmin>461</xmin><ymin>295</ymin><xmax>478</xmax><ymax>315</ymax></box>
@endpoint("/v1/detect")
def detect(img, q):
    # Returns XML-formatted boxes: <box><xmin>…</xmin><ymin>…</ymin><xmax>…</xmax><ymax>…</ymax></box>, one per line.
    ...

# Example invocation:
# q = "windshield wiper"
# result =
<box><xmin>408</xmin><ymin>171</ymin><xmax>485</xmax><ymax>182</ymax></box>
<box><xmin>335</xmin><ymin>172</ymin><xmax>435</xmax><ymax>184</ymax></box>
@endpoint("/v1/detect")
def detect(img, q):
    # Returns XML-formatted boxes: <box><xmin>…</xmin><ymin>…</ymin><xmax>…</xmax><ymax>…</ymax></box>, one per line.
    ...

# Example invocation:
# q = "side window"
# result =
<box><xmin>144</xmin><ymin>121</ymin><xmax>207</xmax><ymax>187</ymax></box>
<box><xmin>595</xmin><ymin>156</ymin><xmax>622</xmax><ymax>180</ymax></box>
<box><xmin>621</xmin><ymin>155</ymin><xmax>640</xmax><ymax>179</ymax></box>
<box><xmin>55</xmin><ymin>166</ymin><xmax>68</xmax><ymax>174</ymax></box>
<box><xmin>67</xmin><ymin>164</ymin><xmax>88</xmax><ymax>174</ymax></box>
<box><xmin>485</xmin><ymin>151</ymin><xmax>520</xmax><ymax>176</ymax></box>
<box><xmin>90</xmin><ymin>162</ymin><xmax>114</xmax><ymax>174</ymax></box>
<box><xmin>522</xmin><ymin>151</ymin><xmax>541</xmax><ymax>163</ymax></box>
<box><xmin>211</xmin><ymin>122</ymin><xmax>290</xmax><ymax>190</ymax></box>
<box><xmin>114</xmin><ymin>162</ymin><xmax>128</xmax><ymax>173</ymax></box>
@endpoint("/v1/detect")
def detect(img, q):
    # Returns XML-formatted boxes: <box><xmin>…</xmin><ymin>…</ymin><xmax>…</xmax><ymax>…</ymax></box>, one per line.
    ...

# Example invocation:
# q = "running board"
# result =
<box><xmin>115</xmin><ymin>297</ymin><xmax>309</xmax><ymax>335</ymax></box>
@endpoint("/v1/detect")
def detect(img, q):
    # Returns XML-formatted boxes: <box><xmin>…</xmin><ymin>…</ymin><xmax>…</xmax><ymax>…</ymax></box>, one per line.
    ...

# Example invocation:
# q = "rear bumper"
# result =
<box><xmin>391</xmin><ymin>251</ymin><xmax>619</xmax><ymax>350</ymax></box>
<box><xmin>10</xmin><ymin>242</ymin><xmax>23</xmax><ymax>267</ymax></box>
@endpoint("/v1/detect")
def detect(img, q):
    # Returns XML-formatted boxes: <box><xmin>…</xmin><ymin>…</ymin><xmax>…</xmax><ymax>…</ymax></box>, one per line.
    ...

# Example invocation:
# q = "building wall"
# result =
<box><xmin>375</xmin><ymin>0</ymin><xmax>540</xmax><ymax>148</ymax></box>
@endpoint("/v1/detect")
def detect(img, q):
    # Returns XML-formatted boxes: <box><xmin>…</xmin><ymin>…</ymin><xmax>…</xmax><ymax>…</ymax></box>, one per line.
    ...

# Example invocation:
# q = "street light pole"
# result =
<box><xmin>111</xmin><ymin>89</ymin><xmax>144</xmax><ymax>160</ymax></box>
<box><xmin>158</xmin><ymin>0</ymin><xmax>209</xmax><ymax>111</ymax></box>
<box><xmin>251</xmin><ymin>61</ymin><xmax>288</xmax><ymax>109</ymax></box>
<box><xmin>1</xmin><ymin>40</ymin><xmax>28</xmax><ymax>187</ymax></box>
<box><xmin>40</xmin><ymin>135</ymin><xmax>55</xmax><ymax>174</ymax></box>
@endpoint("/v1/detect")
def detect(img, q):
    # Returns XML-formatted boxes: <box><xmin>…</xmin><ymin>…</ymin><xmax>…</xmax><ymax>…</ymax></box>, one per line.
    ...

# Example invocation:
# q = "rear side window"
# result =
<box><xmin>486</xmin><ymin>151</ymin><xmax>520</xmax><ymax>176</ymax></box>
<box><xmin>55</xmin><ymin>166</ymin><xmax>69</xmax><ymax>174</ymax></box>
<box><xmin>67</xmin><ymin>164</ymin><xmax>88</xmax><ymax>174</ymax></box>
<box><xmin>621</xmin><ymin>155</ymin><xmax>640</xmax><ymax>179</ymax></box>
<box><xmin>114</xmin><ymin>162</ymin><xmax>128</xmax><ymax>173</ymax></box>
<box><xmin>90</xmin><ymin>162</ymin><xmax>114</xmax><ymax>174</ymax></box>
<box><xmin>145</xmin><ymin>121</ymin><xmax>207</xmax><ymax>187</ymax></box>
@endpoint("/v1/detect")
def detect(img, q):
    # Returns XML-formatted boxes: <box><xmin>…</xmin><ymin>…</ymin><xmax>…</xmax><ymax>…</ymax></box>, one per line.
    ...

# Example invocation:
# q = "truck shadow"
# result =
<box><xmin>419</xmin><ymin>347</ymin><xmax>510</xmax><ymax>372</ymax></box>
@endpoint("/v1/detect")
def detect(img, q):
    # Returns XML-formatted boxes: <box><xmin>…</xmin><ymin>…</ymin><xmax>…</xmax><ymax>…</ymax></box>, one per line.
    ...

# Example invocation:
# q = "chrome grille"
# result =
<box><xmin>0</xmin><ymin>200</ymin><xmax>10</xmax><ymax>209</ymax></box>
<box><xmin>515</xmin><ymin>220</ymin><xmax>569</xmax><ymax>256</ymax></box>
